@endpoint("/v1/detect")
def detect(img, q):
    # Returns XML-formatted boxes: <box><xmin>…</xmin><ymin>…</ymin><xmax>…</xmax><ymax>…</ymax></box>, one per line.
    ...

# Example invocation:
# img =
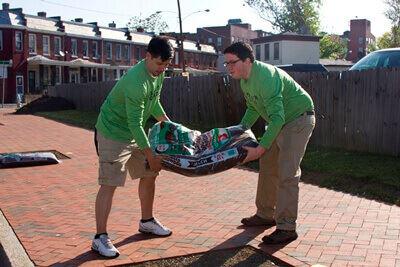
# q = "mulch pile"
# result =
<box><xmin>130</xmin><ymin>246</ymin><xmax>283</xmax><ymax>267</ymax></box>
<box><xmin>14</xmin><ymin>96</ymin><xmax>75</xmax><ymax>114</ymax></box>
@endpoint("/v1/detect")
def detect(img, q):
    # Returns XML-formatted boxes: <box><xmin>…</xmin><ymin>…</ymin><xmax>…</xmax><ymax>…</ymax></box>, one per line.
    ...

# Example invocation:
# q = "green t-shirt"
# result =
<box><xmin>240</xmin><ymin>60</ymin><xmax>314</xmax><ymax>149</ymax></box>
<box><xmin>95</xmin><ymin>60</ymin><xmax>166</xmax><ymax>149</ymax></box>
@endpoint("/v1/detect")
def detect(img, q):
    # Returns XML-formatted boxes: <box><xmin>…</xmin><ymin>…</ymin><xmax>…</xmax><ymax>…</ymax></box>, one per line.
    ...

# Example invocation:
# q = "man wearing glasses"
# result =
<box><xmin>224</xmin><ymin>42</ymin><xmax>315</xmax><ymax>244</ymax></box>
<box><xmin>92</xmin><ymin>36</ymin><xmax>174</xmax><ymax>258</ymax></box>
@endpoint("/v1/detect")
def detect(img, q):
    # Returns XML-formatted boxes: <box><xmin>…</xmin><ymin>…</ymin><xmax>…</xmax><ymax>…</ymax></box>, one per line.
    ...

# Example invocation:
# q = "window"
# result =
<box><xmin>135</xmin><ymin>47</ymin><xmax>141</xmax><ymax>60</ymax></box>
<box><xmin>116</xmin><ymin>44</ymin><xmax>121</xmax><ymax>60</ymax></box>
<box><xmin>55</xmin><ymin>66</ymin><xmax>62</xmax><ymax>84</ymax></box>
<box><xmin>217</xmin><ymin>37</ymin><xmax>222</xmax><ymax>47</ymax></box>
<box><xmin>92</xmin><ymin>41</ymin><xmax>98</xmax><ymax>58</ymax></box>
<box><xmin>358</xmin><ymin>37</ymin><xmax>363</xmax><ymax>44</ymax></box>
<box><xmin>207</xmin><ymin>37</ymin><xmax>213</xmax><ymax>44</ymax></box>
<box><xmin>106</xmin><ymin>42</ymin><xmax>112</xmax><ymax>59</ymax></box>
<box><xmin>54</xmin><ymin>36</ymin><xmax>62</xmax><ymax>56</ymax></box>
<box><xmin>82</xmin><ymin>40</ymin><xmax>89</xmax><ymax>57</ymax></box>
<box><xmin>71</xmin><ymin>39</ymin><xmax>77</xmax><ymax>56</ymax></box>
<box><xmin>29</xmin><ymin>33</ymin><xmax>36</xmax><ymax>54</ymax></box>
<box><xmin>264</xmin><ymin>43</ymin><xmax>270</xmax><ymax>61</ymax></box>
<box><xmin>123</xmin><ymin>45</ymin><xmax>130</xmax><ymax>60</ymax></box>
<box><xmin>273</xmin><ymin>42</ymin><xmax>279</xmax><ymax>60</ymax></box>
<box><xmin>255</xmin><ymin>44</ymin><xmax>261</xmax><ymax>60</ymax></box>
<box><xmin>91</xmin><ymin>68</ymin><xmax>98</xmax><ymax>82</ymax></box>
<box><xmin>43</xmin><ymin>36</ymin><xmax>50</xmax><ymax>55</ymax></box>
<box><xmin>0</xmin><ymin>30</ymin><xmax>3</xmax><ymax>51</ymax></box>
<box><xmin>15</xmin><ymin>31</ymin><xmax>23</xmax><ymax>51</ymax></box>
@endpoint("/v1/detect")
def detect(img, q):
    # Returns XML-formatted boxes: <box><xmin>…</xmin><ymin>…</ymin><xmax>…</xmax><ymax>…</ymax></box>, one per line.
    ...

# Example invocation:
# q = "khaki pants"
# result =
<box><xmin>256</xmin><ymin>113</ymin><xmax>315</xmax><ymax>231</ymax></box>
<box><xmin>96</xmin><ymin>131</ymin><xmax>158</xmax><ymax>187</ymax></box>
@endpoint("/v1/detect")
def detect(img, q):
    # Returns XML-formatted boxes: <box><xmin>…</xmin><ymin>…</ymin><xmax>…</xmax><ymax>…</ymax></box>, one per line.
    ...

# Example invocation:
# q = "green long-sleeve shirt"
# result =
<box><xmin>240</xmin><ymin>60</ymin><xmax>314</xmax><ymax>149</ymax></box>
<box><xmin>95</xmin><ymin>60</ymin><xmax>166</xmax><ymax>149</ymax></box>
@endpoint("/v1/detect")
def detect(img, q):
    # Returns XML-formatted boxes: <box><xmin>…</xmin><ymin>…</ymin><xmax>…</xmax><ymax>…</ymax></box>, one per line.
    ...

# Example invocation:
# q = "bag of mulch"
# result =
<box><xmin>0</xmin><ymin>152</ymin><xmax>60</xmax><ymax>168</ymax></box>
<box><xmin>148</xmin><ymin>121</ymin><xmax>258</xmax><ymax>177</ymax></box>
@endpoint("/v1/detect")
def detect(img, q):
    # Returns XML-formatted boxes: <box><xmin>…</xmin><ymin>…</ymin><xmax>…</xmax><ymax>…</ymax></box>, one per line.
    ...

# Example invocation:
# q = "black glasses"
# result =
<box><xmin>223</xmin><ymin>59</ymin><xmax>241</xmax><ymax>67</ymax></box>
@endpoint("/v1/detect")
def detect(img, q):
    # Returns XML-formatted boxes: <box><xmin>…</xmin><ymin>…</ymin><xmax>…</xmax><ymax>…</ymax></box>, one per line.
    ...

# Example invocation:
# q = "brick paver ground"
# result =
<box><xmin>0</xmin><ymin>108</ymin><xmax>399</xmax><ymax>267</ymax></box>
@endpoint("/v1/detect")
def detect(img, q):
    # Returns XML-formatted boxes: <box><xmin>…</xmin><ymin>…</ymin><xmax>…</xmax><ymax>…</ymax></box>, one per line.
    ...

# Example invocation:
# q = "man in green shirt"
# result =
<box><xmin>92</xmin><ymin>36</ymin><xmax>174</xmax><ymax>258</ymax></box>
<box><xmin>224</xmin><ymin>42</ymin><xmax>315</xmax><ymax>244</ymax></box>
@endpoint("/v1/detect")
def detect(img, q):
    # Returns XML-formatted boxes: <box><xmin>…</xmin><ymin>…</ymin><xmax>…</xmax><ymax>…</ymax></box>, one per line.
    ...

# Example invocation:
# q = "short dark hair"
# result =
<box><xmin>223</xmin><ymin>42</ymin><xmax>255</xmax><ymax>63</ymax></box>
<box><xmin>147</xmin><ymin>36</ymin><xmax>174</xmax><ymax>61</ymax></box>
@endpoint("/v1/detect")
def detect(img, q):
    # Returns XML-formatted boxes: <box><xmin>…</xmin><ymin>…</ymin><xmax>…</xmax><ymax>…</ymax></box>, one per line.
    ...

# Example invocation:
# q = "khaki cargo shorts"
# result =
<box><xmin>96</xmin><ymin>131</ymin><xmax>158</xmax><ymax>187</ymax></box>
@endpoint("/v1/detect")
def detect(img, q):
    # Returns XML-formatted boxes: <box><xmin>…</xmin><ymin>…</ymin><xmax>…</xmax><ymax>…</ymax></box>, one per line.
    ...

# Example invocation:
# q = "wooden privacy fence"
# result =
<box><xmin>48</xmin><ymin>68</ymin><xmax>400</xmax><ymax>156</ymax></box>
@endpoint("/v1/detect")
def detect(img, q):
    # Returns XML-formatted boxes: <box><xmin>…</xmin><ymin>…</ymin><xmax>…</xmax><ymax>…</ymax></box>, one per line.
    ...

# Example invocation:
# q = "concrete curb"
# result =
<box><xmin>0</xmin><ymin>209</ymin><xmax>34</xmax><ymax>267</ymax></box>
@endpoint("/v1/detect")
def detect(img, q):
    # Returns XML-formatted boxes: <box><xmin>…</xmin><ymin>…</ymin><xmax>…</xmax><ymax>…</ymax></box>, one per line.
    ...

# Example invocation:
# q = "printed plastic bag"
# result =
<box><xmin>148</xmin><ymin>121</ymin><xmax>258</xmax><ymax>176</ymax></box>
<box><xmin>0</xmin><ymin>152</ymin><xmax>60</xmax><ymax>168</ymax></box>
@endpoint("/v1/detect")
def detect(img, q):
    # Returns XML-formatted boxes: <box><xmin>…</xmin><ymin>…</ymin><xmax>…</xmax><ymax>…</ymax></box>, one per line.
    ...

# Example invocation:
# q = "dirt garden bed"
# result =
<box><xmin>129</xmin><ymin>246</ymin><xmax>287</xmax><ymax>267</ymax></box>
<box><xmin>14</xmin><ymin>96</ymin><xmax>75</xmax><ymax>114</ymax></box>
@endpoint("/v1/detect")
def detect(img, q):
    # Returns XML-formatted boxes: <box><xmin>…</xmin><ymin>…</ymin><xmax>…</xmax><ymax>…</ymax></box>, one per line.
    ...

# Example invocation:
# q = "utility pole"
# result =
<box><xmin>177</xmin><ymin>0</ymin><xmax>185</xmax><ymax>72</ymax></box>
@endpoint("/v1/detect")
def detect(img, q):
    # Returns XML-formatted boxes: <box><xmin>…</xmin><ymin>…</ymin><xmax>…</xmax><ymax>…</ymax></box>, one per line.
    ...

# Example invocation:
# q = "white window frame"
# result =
<box><xmin>92</xmin><ymin>41</ymin><xmax>98</xmax><ymax>58</ymax></box>
<box><xmin>273</xmin><ymin>42</ymin><xmax>279</xmax><ymax>60</ymax></box>
<box><xmin>124</xmin><ymin>44</ymin><xmax>130</xmax><ymax>60</ymax></box>
<box><xmin>264</xmin><ymin>43</ymin><xmax>270</xmax><ymax>61</ymax></box>
<box><xmin>91</xmin><ymin>68</ymin><xmax>98</xmax><ymax>82</ymax></box>
<box><xmin>54</xmin><ymin>36</ymin><xmax>62</xmax><ymax>56</ymax></box>
<box><xmin>42</xmin><ymin>35</ymin><xmax>50</xmax><ymax>55</ymax></box>
<box><xmin>116</xmin><ymin>44</ymin><xmax>122</xmax><ymax>60</ymax></box>
<box><xmin>29</xmin><ymin>33</ymin><xmax>36</xmax><ymax>54</ymax></box>
<box><xmin>0</xmin><ymin>30</ymin><xmax>3</xmax><ymax>51</ymax></box>
<box><xmin>217</xmin><ymin>37</ymin><xmax>222</xmax><ymax>47</ymax></box>
<box><xmin>82</xmin><ymin>40</ymin><xmax>89</xmax><ymax>58</ymax></box>
<box><xmin>135</xmin><ymin>47</ymin><xmax>141</xmax><ymax>60</ymax></box>
<box><xmin>15</xmin><ymin>31</ymin><xmax>23</xmax><ymax>51</ymax></box>
<box><xmin>106</xmin><ymin>42</ymin><xmax>112</xmax><ymax>60</ymax></box>
<box><xmin>71</xmin><ymin>38</ymin><xmax>78</xmax><ymax>57</ymax></box>
<box><xmin>255</xmin><ymin>44</ymin><xmax>261</xmax><ymax>60</ymax></box>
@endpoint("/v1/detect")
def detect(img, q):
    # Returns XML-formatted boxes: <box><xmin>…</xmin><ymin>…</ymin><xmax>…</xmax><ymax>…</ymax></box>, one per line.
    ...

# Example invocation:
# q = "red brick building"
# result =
<box><xmin>347</xmin><ymin>19</ymin><xmax>375</xmax><ymax>62</ymax></box>
<box><xmin>0</xmin><ymin>3</ymin><xmax>217</xmax><ymax>103</ymax></box>
<box><xmin>184</xmin><ymin>19</ymin><xmax>259</xmax><ymax>53</ymax></box>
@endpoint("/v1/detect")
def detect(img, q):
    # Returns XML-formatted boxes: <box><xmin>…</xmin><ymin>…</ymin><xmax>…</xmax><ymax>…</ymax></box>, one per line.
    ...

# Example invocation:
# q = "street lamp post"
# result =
<box><xmin>177</xmin><ymin>0</ymin><xmax>185</xmax><ymax>72</ymax></box>
<box><xmin>157</xmin><ymin>4</ymin><xmax>209</xmax><ymax>74</ymax></box>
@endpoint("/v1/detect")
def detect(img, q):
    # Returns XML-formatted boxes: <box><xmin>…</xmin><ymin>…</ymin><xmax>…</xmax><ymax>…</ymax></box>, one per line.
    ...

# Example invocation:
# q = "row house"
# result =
<box><xmin>180</xmin><ymin>19</ymin><xmax>260</xmax><ymax>71</ymax></box>
<box><xmin>251</xmin><ymin>32</ymin><xmax>321</xmax><ymax>65</ymax></box>
<box><xmin>0</xmin><ymin>3</ymin><xmax>217</xmax><ymax>103</ymax></box>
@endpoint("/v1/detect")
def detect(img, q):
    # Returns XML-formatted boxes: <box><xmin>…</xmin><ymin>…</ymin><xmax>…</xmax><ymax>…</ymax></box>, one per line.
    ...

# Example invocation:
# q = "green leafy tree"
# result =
<box><xmin>244</xmin><ymin>0</ymin><xmax>321</xmax><ymax>35</ymax></box>
<box><xmin>377</xmin><ymin>31</ymin><xmax>394</xmax><ymax>49</ymax></box>
<box><xmin>319</xmin><ymin>34</ymin><xmax>347</xmax><ymax>59</ymax></box>
<box><xmin>127</xmin><ymin>12</ymin><xmax>168</xmax><ymax>34</ymax></box>
<box><xmin>383</xmin><ymin>0</ymin><xmax>400</xmax><ymax>47</ymax></box>
<box><xmin>367</xmin><ymin>42</ymin><xmax>378</xmax><ymax>52</ymax></box>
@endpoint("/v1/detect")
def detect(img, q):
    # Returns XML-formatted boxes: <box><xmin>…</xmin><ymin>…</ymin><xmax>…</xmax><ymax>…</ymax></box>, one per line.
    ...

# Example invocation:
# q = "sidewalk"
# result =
<box><xmin>0</xmin><ymin>108</ymin><xmax>399</xmax><ymax>266</ymax></box>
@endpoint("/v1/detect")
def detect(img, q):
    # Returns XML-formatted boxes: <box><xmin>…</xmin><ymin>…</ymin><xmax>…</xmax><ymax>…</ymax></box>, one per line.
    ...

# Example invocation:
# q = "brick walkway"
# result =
<box><xmin>0</xmin><ymin>108</ymin><xmax>399</xmax><ymax>267</ymax></box>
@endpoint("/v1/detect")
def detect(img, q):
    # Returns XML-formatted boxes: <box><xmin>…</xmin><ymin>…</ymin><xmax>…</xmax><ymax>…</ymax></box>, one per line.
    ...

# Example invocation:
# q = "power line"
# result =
<box><xmin>39</xmin><ymin>0</ymin><xmax>132</xmax><ymax>17</ymax></box>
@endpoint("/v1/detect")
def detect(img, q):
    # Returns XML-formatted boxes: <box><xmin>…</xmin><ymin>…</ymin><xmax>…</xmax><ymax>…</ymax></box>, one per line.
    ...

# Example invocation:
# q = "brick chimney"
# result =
<box><xmin>109</xmin><ymin>21</ymin><xmax>116</xmax><ymax>28</ymax></box>
<box><xmin>37</xmin><ymin>11</ymin><xmax>46</xmax><ymax>17</ymax></box>
<box><xmin>2</xmin><ymin>3</ymin><xmax>9</xmax><ymax>10</ymax></box>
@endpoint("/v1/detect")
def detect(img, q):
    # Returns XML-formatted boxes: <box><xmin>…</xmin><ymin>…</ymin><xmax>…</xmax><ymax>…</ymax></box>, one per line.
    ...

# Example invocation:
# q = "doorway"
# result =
<box><xmin>28</xmin><ymin>71</ymin><xmax>36</xmax><ymax>93</ymax></box>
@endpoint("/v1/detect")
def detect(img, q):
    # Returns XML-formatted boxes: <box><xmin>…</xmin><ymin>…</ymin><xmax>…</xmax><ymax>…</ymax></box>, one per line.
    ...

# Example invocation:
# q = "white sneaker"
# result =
<box><xmin>91</xmin><ymin>234</ymin><xmax>120</xmax><ymax>258</ymax></box>
<box><xmin>139</xmin><ymin>218</ymin><xmax>172</xmax><ymax>236</ymax></box>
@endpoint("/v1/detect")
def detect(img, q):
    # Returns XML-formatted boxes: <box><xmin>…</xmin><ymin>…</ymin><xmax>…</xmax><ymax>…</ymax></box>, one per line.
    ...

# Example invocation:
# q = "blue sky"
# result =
<box><xmin>7</xmin><ymin>0</ymin><xmax>392</xmax><ymax>37</ymax></box>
